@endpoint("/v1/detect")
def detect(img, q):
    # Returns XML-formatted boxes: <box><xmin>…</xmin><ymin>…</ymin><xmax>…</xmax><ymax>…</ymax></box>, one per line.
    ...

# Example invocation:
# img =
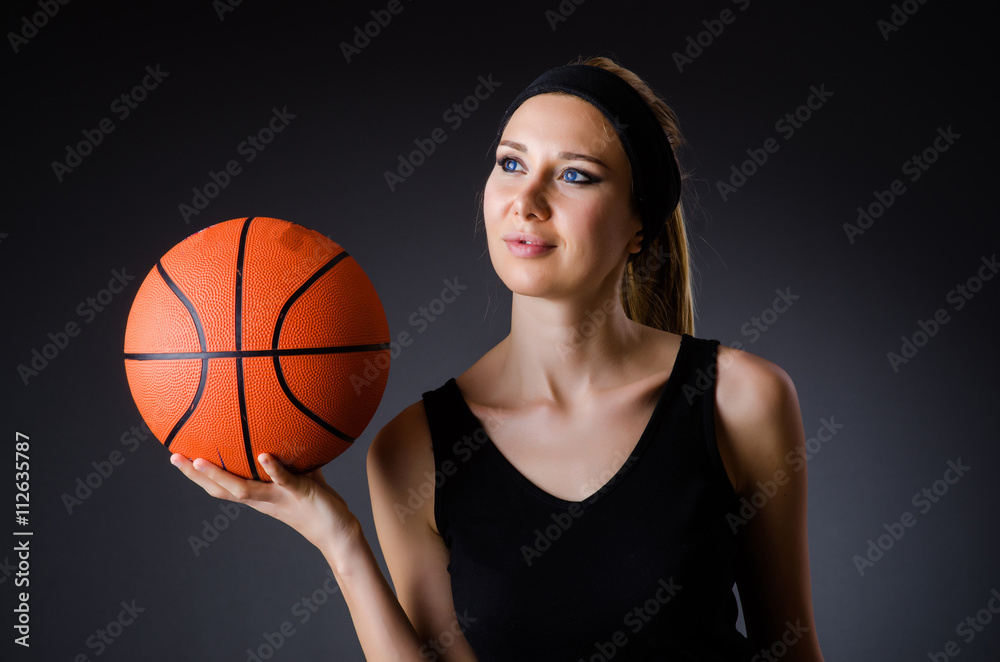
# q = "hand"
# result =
<box><xmin>169</xmin><ymin>452</ymin><xmax>362</xmax><ymax>558</ymax></box>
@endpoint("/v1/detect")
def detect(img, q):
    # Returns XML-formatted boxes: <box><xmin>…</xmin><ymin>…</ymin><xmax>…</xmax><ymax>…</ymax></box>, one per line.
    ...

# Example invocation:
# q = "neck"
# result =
<box><xmin>496</xmin><ymin>285</ymin><xmax>646</xmax><ymax>407</ymax></box>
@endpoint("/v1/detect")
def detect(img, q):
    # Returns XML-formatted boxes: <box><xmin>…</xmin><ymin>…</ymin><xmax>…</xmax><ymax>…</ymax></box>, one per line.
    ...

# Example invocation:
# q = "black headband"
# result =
<box><xmin>496</xmin><ymin>64</ymin><xmax>682</xmax><ymax>254</ymax></box>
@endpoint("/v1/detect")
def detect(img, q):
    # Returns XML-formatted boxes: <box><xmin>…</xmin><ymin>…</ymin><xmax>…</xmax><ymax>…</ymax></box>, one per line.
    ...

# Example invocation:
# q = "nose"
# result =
<box><xmin>510</xmin><ymin>173</ymin><xmax>550</xmax><ymax>221</ymax></box>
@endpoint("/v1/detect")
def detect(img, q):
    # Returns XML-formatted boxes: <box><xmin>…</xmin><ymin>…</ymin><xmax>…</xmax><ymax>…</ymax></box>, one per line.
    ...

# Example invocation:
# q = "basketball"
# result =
<box><xmin>123</xmin><ymin>216</ymin><xmax>390</xmax><ymax>481</ymax></box>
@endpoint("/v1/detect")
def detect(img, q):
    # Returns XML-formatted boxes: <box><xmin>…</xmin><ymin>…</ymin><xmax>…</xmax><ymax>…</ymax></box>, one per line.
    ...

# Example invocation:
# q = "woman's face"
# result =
<box><xmin>484</xmin><ymin>93</ymin><xmax>642</xmax><ymax>302</ymax></box>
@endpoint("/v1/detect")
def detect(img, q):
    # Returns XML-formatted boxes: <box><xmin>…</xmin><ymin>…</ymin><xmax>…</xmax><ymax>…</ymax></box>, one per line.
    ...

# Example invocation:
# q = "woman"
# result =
<box><xmin>171</xmin><ymin>56</ymin><xmax>825</xmax><ymax>661</ymax></box>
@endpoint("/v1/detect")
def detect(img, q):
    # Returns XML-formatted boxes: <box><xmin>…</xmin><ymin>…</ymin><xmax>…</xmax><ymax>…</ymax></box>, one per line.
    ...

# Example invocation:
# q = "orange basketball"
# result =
<box><xmin>123</xmin><ymin>216</ymin><xmax>390</xmax><ymax>481</ymax></box>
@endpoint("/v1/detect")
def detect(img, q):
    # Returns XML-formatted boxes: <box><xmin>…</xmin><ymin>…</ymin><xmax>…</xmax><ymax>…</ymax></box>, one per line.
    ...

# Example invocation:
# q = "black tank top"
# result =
<box><xmin>420</xmin><ymin>333</ymin><xmax>756</xmax><ymax>661</ymax></box>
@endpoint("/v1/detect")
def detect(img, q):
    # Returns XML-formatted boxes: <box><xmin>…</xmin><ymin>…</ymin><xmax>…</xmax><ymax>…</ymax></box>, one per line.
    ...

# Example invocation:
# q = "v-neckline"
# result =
<box><xmin>446</xmin><ymin>333</ymin><xmax>691</xmax><ymax>508</ymax></box>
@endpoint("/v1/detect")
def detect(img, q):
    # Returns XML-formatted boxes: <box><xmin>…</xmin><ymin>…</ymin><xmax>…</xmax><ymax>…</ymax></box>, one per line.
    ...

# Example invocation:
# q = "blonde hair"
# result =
<box><xmin>571</xmin><ymin>55</ymin><xmax>695</xmax><ymax>337</ymax></box>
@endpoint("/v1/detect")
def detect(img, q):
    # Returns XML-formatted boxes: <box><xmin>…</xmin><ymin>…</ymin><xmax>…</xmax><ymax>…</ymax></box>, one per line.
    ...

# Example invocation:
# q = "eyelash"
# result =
<box><xmin>495</xmin><ymin>155</ymin><xmax>597</xmax><ymax>185</ymax></box>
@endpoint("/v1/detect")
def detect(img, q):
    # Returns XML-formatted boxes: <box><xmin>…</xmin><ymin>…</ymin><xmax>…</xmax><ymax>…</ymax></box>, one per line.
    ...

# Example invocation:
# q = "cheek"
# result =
<box><xmin>574</xmin><ymin>200</ymin><xmax>621</xmax><ymax>241</ymax></box>
<box><xmin>578</xmin><ymin>203</ymin><xmax>638</xmax><ymax>260</ymax></box>
<box><xmin>483</xmin><ymin>173</ymin><xmax>503</xmax><ymax>225</ymax></box>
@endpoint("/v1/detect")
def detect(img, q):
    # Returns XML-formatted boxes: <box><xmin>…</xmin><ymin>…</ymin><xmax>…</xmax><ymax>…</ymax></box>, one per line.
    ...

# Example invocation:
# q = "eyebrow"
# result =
<box><xmin>499</xmin><ymin>140</ymin><xmax>610</xmax><ymax>170</ymax></box>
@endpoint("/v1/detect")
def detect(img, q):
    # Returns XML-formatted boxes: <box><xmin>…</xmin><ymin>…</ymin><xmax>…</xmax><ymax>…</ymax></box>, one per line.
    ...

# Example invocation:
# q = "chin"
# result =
<box><xmin>500</xmin><ymin>276</ymin><xmax>554</xmax><ymax>298</ymax></box>
<box><xmin>487</xmin><ymin>247</ymin><xmax>543</xmax><ymax>291</ymax></box>
<box><xmin>492</xmin><ymin>257</ymin><xmax>575</xmax><ymax>301</ymax></box>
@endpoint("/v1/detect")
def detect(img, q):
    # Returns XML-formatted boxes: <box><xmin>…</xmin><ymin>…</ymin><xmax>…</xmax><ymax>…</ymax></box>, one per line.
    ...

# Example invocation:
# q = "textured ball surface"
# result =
<box><xmin>124</xmin><ymin>216</ymin><xmax>390</xmax><ymax>480</ymax></box>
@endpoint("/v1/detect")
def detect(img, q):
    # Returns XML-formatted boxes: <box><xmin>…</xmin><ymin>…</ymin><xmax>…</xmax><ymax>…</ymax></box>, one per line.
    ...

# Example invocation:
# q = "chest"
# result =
<box><xmin>437</xmin><ymin>387</ymin><xmax>747</xmax><ymax>661</ymax></box>
<box><xmin>465</xmin><ymin>385</ymin><xmax>663</xmax><ymax>502</ymax></box>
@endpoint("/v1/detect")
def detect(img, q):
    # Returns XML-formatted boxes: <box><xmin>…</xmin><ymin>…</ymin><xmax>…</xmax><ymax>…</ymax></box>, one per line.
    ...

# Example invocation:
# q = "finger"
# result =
<box><xmin>190</xmin><ymin>456</ymin><xmax>269</xmax><ymax>502</ymax></box>
<box><xmin>258</xmin><ymin>453</ymin><xmax>301</xmax><ymax>489</ymax></box>
<box><xmin>170</xmin><ymin>453</ymin><xmax>237</xmax><ymax>501</ymax></box>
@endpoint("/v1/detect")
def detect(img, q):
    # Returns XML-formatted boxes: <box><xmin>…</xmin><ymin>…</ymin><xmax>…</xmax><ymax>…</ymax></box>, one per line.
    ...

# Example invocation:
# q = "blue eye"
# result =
<box><xmin>561</xmin><ymin>168</ymin><xmax>594</xmax><ymax>184</ymax></box>
<box><xmin>498</xmin><ymin>157</ymin><xmax>522</xmax><ymax>173</ymax></box>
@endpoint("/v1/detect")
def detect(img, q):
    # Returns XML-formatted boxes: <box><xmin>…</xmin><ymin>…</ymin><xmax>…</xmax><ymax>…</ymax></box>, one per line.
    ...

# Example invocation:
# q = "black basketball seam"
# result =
<box><xmin>123</xmin><ymin>343</ymin><xmax>390</xmax><ymax>361</ymax></box>
<box><xmin>156</xmin><ymin>261</ymin><xmax>207</xmax><ymax>352</ymax></box>
<box><xmin>235</xmin><ymin>356</ymin><xmax>258</xmax><ymax>479</ymax></box>
<box><xmin>235</xmin><ymin>217</ymin><xmax>253</xmax><ymax>352</ymax></box>
<box><xmin>271</xmin><ymin>249</ymin><xmax>350</xmax><ymax>350</ymax></box>
<box><xmin>271</xmin><ymin>249</ymin><xmax>359</xmax><ymax>445</ymax></box>
<box><xmin>234</xmin><ymin>217</ymin><xmax>260</xmax><ymax>480</ymax></box>
<box><xmin>155</xmin><ymin>261</ymin><xmax>209</xmax><ymax>450</ymax></box>
<box><xmin>273</xmin><ymin>357</ymin><xmax>356</xmax><ymax>443</ymax></box>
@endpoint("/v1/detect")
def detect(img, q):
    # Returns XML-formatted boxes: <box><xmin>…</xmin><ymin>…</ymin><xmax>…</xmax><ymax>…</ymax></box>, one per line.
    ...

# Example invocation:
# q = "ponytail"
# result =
<box><xmin>573</xmin><ymin>56</ymin><xmax>695</xmax><ymax>336</ymax></box>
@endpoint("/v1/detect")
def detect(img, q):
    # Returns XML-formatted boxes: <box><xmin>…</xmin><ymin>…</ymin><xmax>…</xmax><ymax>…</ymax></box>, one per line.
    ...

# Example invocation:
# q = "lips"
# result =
<box><xmin>502</xmin><ymin>233</ymin><xmax>556</xmax><ymax>258</ymax></box>
<box><xmin>501</xmin><ymin>232</ymin><xmax>555</xmax><ymax>247</ymax></box>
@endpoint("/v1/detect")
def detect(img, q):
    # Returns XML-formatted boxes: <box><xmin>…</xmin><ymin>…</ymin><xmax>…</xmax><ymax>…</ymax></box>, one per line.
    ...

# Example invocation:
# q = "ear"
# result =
<box><xmin>628</xmin><ymin>220</ymin><xmax>644</xmax><ymax>255</ymax></box>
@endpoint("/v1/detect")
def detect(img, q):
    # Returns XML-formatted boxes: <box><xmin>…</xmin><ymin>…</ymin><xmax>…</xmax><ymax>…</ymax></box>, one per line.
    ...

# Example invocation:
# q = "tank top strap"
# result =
<box><xmin>672</xmin><ymin>334</ymin><xmax>734</xmax><ymax>501</ymax></box>
<box><xmin>420</xmin><ymin>378</ymin><xmax>483</xmax><ymax>542</ymax></box>
<box><xmin>421</xmin><ymin>377</ymin><xmax>486</xmax><ymax>465</ymax></box>
<box><xmin>420</xmin><ymin>379</ymin><xmax>461</xmax><ymax>459</ymax></box>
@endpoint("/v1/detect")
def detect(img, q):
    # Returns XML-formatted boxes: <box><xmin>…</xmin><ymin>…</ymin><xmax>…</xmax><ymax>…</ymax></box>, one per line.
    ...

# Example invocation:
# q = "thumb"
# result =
<box><xmin>257</xmin><ymin>453</ymin><xmax>303</xmax><ymax>490</ymax></box>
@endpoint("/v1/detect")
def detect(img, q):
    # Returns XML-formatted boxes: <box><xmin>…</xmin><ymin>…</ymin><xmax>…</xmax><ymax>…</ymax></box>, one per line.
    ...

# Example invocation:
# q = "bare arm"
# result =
<box><xmin>169</xmin><ymin>399</ymin><xmax>477</xmax><ymax>661</ymax></box>
<box><xmin>714</xmin><ymin>346</ymin><xmax>825</xmax><ymax>661</ymax></box>
<box><xmin>366</xmin><ymin>401</ymin><xmax>479</xmax><ymax>661</ymax></box>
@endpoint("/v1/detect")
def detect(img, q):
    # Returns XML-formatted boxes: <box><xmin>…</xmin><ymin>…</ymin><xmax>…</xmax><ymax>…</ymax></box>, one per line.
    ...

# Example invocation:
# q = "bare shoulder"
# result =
<box><xmin>367</xmin><ymin>400</ymin><xmax>436</xmax><ymax>531</ymax></box>
<box><xmin>714</xmin><ymin>344</ymin><xmax>806</xmax><ymax>496</ymax></box>
<box><xmin>714</xmin><ymin>344</ymin><xmax>797</xmax><ymax>419</ymax></box>
<box><xmin>367</xmin><ymin>400</ymin><xmax>434</xmax><ymax>492</ymax></box>
<box><xmin>368</xmin><ymin>399</ymin><xmax>433</xmax><ymax>462</ymax></box>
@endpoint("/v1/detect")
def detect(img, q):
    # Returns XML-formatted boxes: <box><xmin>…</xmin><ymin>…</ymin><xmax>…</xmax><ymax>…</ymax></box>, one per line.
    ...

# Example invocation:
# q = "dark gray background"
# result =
<box><xmin>2</xmin><ymin>0</ymin><xmax>997</xmax><ymax>660</ymax></box>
